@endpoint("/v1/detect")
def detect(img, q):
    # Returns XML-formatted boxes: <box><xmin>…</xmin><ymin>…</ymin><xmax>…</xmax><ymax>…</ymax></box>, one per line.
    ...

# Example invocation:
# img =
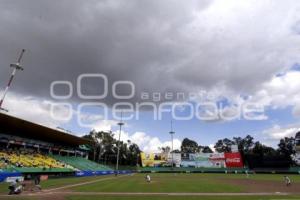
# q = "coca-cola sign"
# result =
<box><xmin>224</xmin><ymin>152</ymin><xmax>244</xmax><ymax>168</ymax></box>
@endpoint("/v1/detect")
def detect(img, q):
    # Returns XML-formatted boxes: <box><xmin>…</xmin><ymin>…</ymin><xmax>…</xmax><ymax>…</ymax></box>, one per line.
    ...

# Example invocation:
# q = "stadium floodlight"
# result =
<box><xmin>0</xmin><ymin>49</ymin><xmax>25</xmax><ymax>112</ymax></box>
<box><xmin>116</xmin><ymin>111</ymin><xmax>124</xmax><ymax>176</ymax></box>
<box><xmin>169</xmin><ymin>120</ymin><xmax>175</xmax><ymax>170</ymax></box>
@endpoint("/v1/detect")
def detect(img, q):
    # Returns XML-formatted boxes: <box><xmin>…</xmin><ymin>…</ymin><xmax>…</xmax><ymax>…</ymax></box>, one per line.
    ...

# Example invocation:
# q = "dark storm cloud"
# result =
<box><xmin>0</xmin><ymin>0</ymin><xmax>300</xmax><ymax>105</ymax></box>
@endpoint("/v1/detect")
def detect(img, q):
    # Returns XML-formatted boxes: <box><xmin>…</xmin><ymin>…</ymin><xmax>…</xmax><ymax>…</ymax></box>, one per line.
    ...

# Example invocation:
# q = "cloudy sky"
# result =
<box><xmin>1</xmin><ymin>0</ymin><xmax>300</xmax><ymax>152</ymax></box>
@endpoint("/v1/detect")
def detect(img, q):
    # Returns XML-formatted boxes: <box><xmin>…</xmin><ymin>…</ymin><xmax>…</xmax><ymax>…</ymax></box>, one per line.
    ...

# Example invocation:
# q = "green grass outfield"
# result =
<box><xmin>0</xmin><ymin>173</ymin><xmax>299</xmax><ymax>200</ymax></box>
<box><xmin>72</xmin><ymin>173</ymin><xmax>243</xmax><ymax>193</ymax></box>
<box><xmin>66</xmin><ymin>196</ymin><xmax>300</xmax><ymax>200</ymax></box>
<box><xmin>70</xmin><ymin>173</ymin><xmax>300</xmax><ymax>193</ymax></box>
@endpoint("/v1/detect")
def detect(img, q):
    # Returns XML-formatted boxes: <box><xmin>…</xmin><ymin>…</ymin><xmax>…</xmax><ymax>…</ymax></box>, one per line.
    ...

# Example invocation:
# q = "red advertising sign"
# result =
<box><xmin>225</xmin><ymin>152</ymin><xmax>243</xmax><ymax>168</ymax></box>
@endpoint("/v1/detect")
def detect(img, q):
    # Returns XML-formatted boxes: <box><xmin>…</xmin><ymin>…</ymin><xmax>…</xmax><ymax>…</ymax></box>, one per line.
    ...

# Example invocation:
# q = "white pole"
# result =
<box><xmin>116</xmin><ymin>112</ymin><xmax>124</xmax><ymax>176</ymax></box>
<box><xmin>169</xmin><ymin>120</ymin><xmax>175</xmax><ymax>170</ymax></box>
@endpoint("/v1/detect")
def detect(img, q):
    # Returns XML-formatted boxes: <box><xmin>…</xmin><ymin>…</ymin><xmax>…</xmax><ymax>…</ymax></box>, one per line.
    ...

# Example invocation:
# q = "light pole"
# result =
<box><xmin>169</xmin><ymin>120</ymin><xmax>175</xmax><ymax>170</ymax></box>
<box><xmin>0</xmin><ymin>49</ymin><xmax>25</xmax><ymax>112</ymax></box>
<box><xmin>96</xmin><ymin>138</ymin><xmax>103</xmax><ymax>163</ymax></box>
<box><xmin>116</xmin><ymin>112</ymin><xmax>124</xmax><ymax>176</ymax></box>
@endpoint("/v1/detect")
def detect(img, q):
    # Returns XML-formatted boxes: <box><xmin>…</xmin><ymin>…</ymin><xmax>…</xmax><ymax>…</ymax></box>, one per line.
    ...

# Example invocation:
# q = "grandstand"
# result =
<box><xmin>52</xmin><ymin>155</ymin><xmax>111</xmax><ymax>171</ymax></box>
<box><xmin>0</xmin><ymin>112</ymin><xmax>113</xmax><ymax>178</ymax></box>
<box><xmin>0</xmin><ymin>149</ymin><xmax>69</xmax><ymax>168</ymax></box>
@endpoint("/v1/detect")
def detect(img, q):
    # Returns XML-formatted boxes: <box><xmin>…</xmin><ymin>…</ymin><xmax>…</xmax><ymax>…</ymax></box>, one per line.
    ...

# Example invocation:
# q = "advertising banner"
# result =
<box><xmin>167</xmin><ymin>153</ymin><xmax>181</xmax><ymax>167</ymax></box>
<box><xmin>293</xmin><ymin>153</ymin><xmax>300</xmax><ymax>166</ymax></box>
<box><xmin>141</xmin><ymin>152</ymin><xmax>244</xmax><ymax>168</ymax></box>
<box><xmin>181</xmin><ymin>153</ymin><xmax>225</xmax><ymax>168</ymax></box>
<box><xmin>75</xmin><ymin>170</ymin><xmax>131</xmax><ymax>177</ymax></box>
<box><xmin>140</xmin><ymin>152</ymin><xmax>167</xmax><ymax>167</ymax></box>
<box><xmin>0</xmin><ymin>172</ymin><xmax>22</xmax><ymax>182</ymax></box>
<box><xmin>224</xmin><ymin>152</ymin><xmax>244</xmax><ymax>168</ymax></box>
<box><xmin>140</xmin><ymin>152</ymin><xmax>154</xmax><ymax>167</ymax></box>
<box><xmin>75</xmin><ymin>170</ymin><xmax>115</xmax><ymax>177</ymax></box>
<box><xmin>5</xmin><ymin>176</ymin><xmax>24</xmax><ymax>183</ymax></box>
<box><xmin>181</xmin><ymin>153</ymin><xmax>189</xmax><ymax>160</ymax></box>
<box><xmin>209</xmin><ymin>153</ymin><xmax>226</xmax><ymax>167</ymax></box>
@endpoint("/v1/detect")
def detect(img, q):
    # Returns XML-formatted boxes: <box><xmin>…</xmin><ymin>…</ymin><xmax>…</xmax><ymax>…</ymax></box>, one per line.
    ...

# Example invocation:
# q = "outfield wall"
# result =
<box><xmin>75</xmin><ymin>170</ymin><xmax>132</xmax><ymax>177</ymax></box>
<box><xmin>138</xmin><ymin>167</ymin><xmax>300</xmax><ymax>174</ymax></box>
<box><xmin>0</xmin><ymin>170</ymin><xmax>133</xmax><ymax>182</ymax></box>
<box><xmin>0</xmin><ymin>172</ymin><xmax>22</xmax><ymax>182</ymax></box>
<box><xmin>141</xmin><ymin>152</ymin><xmax>244</xmax><ymax>168</ymax></box>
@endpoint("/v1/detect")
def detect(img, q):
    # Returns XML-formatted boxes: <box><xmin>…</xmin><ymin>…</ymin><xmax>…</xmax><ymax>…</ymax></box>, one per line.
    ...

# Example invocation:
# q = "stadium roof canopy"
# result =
<box><xmin>0</xmin><ymin>112</ymin><xmax>91</xmax><ymax>147</ymax></box>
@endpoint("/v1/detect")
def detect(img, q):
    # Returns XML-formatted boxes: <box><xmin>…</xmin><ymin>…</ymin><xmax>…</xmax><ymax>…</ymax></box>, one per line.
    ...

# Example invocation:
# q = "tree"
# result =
<box><xmin>214</xmin><ymin>138</ymin><xmax>233</xmax><ymax>153</ymax></box>
<box><xmin>251</xmin><ymin>141</ymin><xmax>277</xmax><ymax>156</ymax></box>
<box><xmin>128</xmin><ymin>143</ymin><xmax>141</xmax><ymax>166</ymax></box>
<box><xmin>82</xmin><ymin>130</ymin><xmax>100</xmax><ymax>162</ymax></box>
<box><xmin>173</xmin><ymin>149</ymin><xmax>181</xmax><ymax>153</ymax></box>
<box><xmin>233</xmin><ymin>135</ymin><xmax>254</xmax><ymax>153</ymax></box>
<box><xmin>181</xmin><ymin>138</ymin><xmax>199</xmax><ymax>153</ymax></box>
<box><xmin>82</xmin><ymin>130</ymin><xmax>140</xmax><ymax>166</ymax></box>
<box><xmin>159</xmin><ymin>146</ymin><xmax>171</xmax><ymax>154</ymax></box>
<box><xmin>202</xmin><ymin>146</ymin><xmax>213</xmax><ymax>153</ymax></box>
<box><xmin>277</xmin><ymin>137</ymin><xmax>295</xmax><ymax>157</ymax></box>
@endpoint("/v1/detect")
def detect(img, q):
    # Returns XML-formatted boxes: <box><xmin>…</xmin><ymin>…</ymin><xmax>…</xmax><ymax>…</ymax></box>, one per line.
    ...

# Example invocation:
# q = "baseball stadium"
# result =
<box><xmin>1</xmin><ymin>0</ymin><xmax>300</xmax><ymax>200</ymax></box>
<box><xmin>0</xmin><ymin>110</ymin><xmax>299</xmax><ymax>199</ymax></box>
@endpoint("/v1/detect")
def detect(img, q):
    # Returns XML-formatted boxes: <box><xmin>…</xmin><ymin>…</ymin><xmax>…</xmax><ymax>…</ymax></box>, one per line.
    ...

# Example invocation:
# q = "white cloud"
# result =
<box><xmin>92</xmin><ymin>120</ymin><xmax>117</xmax><ymax>132</ymax></box>
<box><xmin>0</xmin><ymin>92</ymin><xmax>126</xmax><ymax>137</ymax></box>
<box><xmin>207</xmin><ymin>70</ymin><xmax>300</xmax><ymax>121</ymax></box>
<box><xmin>248</xmin><ymin>71</ymin><xmax>300</xmax><ymax>117</ymax></box>
<box><xmin>77</xmin><ymin>112</ymin><xmax>117</xmax><ymax>133</ymax></box>
<box><xmin>258</xmin><ymin>124</ymin><xmax>300</xmax><ymax>147</ymax></box>
<box><xmin>0</xmin><ymin>91</ymin><xmax>70</xmax><ymax>128</ymax></box>
<box><xmin>112</xmin><ymin>130</ymin><xmax>181</xmax><ymax>153</ymax></box>
<box><xmin>263</xmin><ymin>124</ymin><xmax>300</xmax><ymax>140</ymax></box>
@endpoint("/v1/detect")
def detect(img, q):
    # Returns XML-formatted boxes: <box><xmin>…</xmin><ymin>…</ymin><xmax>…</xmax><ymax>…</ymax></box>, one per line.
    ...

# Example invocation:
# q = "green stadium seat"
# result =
<box><xmin>51</xmin><ymin>155</ymin><xmax>112</xmax><ymax>171</ymax></box>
